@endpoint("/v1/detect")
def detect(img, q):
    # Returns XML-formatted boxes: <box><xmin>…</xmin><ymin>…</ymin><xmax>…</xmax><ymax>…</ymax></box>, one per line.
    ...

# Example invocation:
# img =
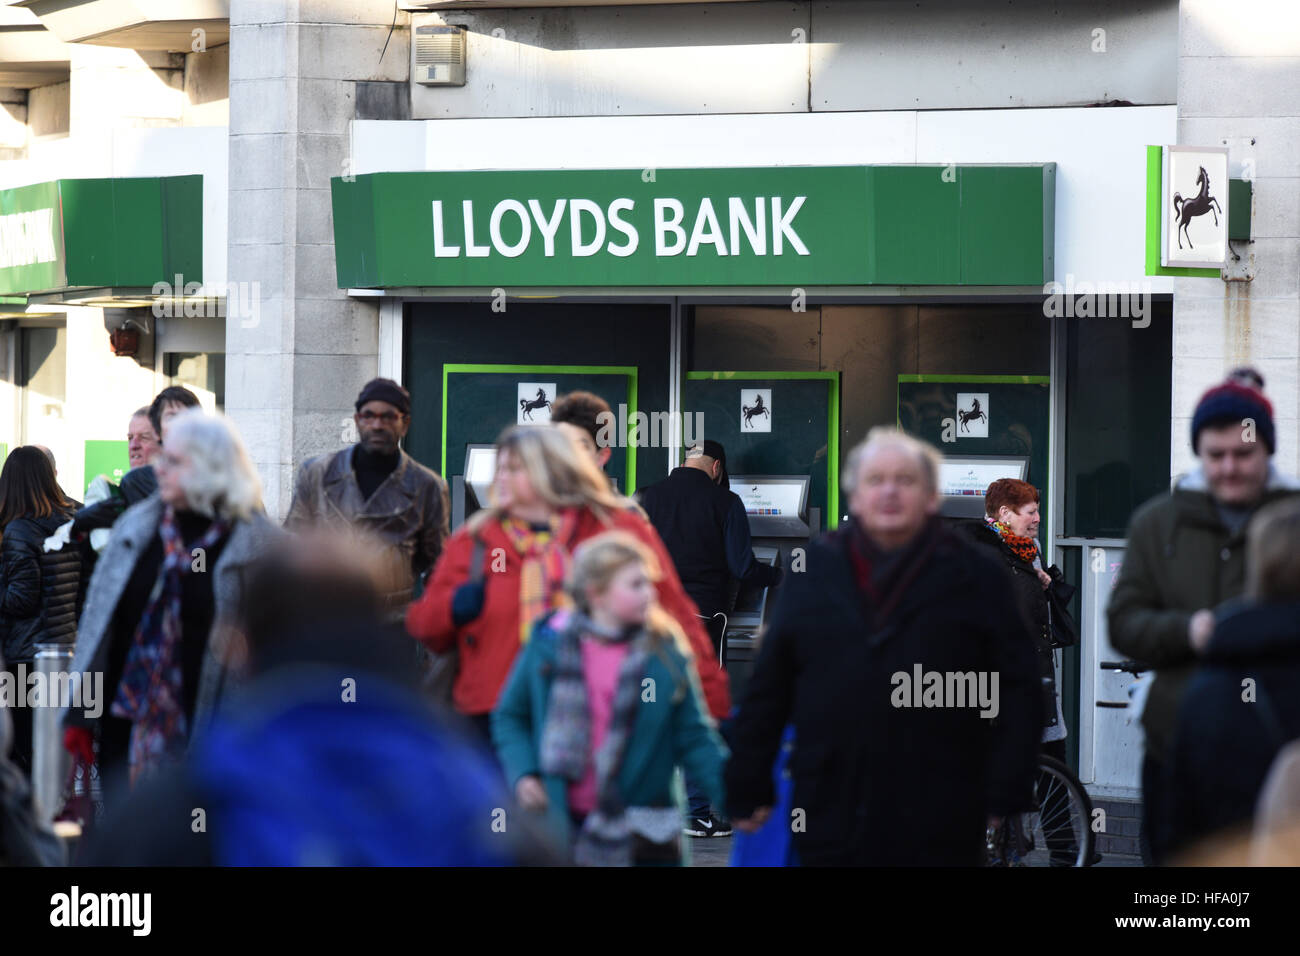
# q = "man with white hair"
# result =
<box><xmin>71</xmin><ymin>391</ymin><xmax>198</xmax><ymax>543</ymax></box>
<box><xmin>725</xmin><ymin>426</ymin><xmax>1042</xmax><ymax>865</ymax></box>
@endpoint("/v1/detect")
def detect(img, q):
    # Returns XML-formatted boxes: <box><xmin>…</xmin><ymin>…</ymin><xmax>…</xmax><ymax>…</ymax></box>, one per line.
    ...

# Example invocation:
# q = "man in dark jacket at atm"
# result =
<box><xmin>637</xmin><ymin>439</ymin><xmax>782</xmax><ymax>660</ymax></box>
<box><xmin>637</xmin><ymin>439</ymin><xmax>781</xmax><ymax>838</ymax></box>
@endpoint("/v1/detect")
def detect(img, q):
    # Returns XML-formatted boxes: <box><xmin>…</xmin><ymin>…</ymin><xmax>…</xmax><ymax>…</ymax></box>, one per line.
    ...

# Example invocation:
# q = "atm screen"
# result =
<box><xmin>731</xmin><ymin>476</ymin><xmax>809</xmax><ymax>520</ymax></box>
<box><xmin>938</xmin><ymin>456</ymin><xmax>1029</xmax><ymax>498</ymax></box>
<box><xmin>465</xmin><ymin>444</ymin><xmax>496</xmax><ymax>507</ymax></box>
<box><xmin>937</xmin><ymin>455</ymin><xmax>1030</xmax><ymax>519</ymax></box>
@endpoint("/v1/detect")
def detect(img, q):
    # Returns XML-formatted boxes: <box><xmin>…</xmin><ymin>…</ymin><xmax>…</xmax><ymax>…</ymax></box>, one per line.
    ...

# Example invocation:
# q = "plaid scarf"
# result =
<box><xmin>501</xmin><ymin>510</ymin><xmax>578</xmax><ymax>642</ymax></box>
<box><xmin>110</xmin><ymin>507</ymin><xmax>229</xmax><ymax>787</ymax></box>
<box><xmin>985</xmin><ymin>515</ymin><xmax>1043</xmax><ymax>569</ymax></box>
<box><xmin>539</xmin><ymin>608</ymin><xmax>658</xmax><ymax>866</ymax></box>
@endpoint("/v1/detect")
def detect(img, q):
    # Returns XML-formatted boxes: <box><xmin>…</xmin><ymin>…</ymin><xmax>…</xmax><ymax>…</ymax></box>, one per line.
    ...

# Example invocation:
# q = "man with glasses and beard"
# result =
<box><xmin>286</xmin><ymin>378</ymin><xmax>449</xmax><ymax>621</ymax></box>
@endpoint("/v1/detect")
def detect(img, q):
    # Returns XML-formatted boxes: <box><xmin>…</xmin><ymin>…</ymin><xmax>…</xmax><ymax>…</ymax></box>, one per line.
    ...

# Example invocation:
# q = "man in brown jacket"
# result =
<box><xmin>286</xmin><ymin>378</ymin><xmax>449</xmax><ymax>620</ymax></box>
<box><xmin>1108</xmin><ymin>375</ymin><xmax>1300</xmax><ymax>863</ymax></box>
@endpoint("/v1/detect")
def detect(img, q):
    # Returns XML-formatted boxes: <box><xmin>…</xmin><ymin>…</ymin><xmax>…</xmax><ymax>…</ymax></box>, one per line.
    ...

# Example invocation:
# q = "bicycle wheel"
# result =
<box><xmin>1022</xmin><ymin>754</ymin><xmax>1096</xmax><ymax>867</ymax></box>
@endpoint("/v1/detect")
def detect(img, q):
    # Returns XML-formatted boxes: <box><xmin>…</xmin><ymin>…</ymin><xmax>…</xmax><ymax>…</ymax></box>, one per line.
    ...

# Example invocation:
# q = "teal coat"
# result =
<box><xmin>491</xmin><ymin>611</ymin><xmax>728</xmax><ymax>848</ymax></box>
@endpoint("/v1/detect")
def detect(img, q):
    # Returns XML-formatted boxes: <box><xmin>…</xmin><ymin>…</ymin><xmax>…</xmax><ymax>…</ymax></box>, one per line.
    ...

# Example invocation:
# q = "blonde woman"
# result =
<box><xmin>63</xmin><ymin>410</ymin><xmax>282</xmax><ymax>800</ymax></box>
<box><xmin>407</xmin><ymin>426</ymin><xmax>729</xmax><ymax>742</ymax></box>
<box><xmin>492</xmin><ymin>531</ymin><xmax>727</xmax><ymax>864</ymax></box>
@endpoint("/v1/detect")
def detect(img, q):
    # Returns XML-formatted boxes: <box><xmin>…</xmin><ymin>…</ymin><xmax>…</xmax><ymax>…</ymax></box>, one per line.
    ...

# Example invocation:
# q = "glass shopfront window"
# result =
<box><xmin>1063</xmin><ymin>307</ymin><xmax>1172</xmax><ymax>539</ymax></box>
<box><xmin>19</xmin><ymin>324</ymin><xmax>70</xmax><ymax>478</ymax></box>
<box><xmin>164</xmin><ymin>351</ymin><xmax>226</xmax><ymax>413</ymax></box>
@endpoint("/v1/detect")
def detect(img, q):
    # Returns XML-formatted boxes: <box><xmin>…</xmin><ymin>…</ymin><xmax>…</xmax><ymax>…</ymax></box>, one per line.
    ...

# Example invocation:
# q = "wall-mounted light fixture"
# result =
<box><xmin>108</xmin><ymin>327</ymin><xmax>139</xmax><ymax>356</ymax></box>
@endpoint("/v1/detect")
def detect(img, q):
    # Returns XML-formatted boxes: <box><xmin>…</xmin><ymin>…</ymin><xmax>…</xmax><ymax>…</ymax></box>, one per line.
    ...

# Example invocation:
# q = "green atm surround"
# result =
<box><xmin>682</xmin><ymin>371</ymin><xmax>841</xmax><ymax>530</ymax></box>
<box><xmin>441</xmin><ymin>363</ymin><xmax>639</xmax><ymax>495</ymax></box>
<box><xmin>896</xmin><ymin>372</ymin><xmax>1077</xmax><ymax>769</ymax></box>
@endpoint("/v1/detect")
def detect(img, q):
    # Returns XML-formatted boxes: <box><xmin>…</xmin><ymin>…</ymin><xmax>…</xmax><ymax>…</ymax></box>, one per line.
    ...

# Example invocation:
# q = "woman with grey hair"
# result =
<box><xmin>62</xmin><ymin>410</ymin><xmax>280</xmax><ymax>802</ymax></box>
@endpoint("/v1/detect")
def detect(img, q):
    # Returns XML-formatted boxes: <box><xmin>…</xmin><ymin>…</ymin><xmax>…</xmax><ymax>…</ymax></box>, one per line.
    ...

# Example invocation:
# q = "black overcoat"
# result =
<box><xmin>725</xmin><ymin>520</ymin><xmax>1043</xmax><ymax>866</ymax></box>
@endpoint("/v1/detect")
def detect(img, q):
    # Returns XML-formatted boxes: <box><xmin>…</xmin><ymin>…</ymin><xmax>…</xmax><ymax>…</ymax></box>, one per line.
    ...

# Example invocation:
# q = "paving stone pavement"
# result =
<box><xmin>687</xmin><ymin>834</ymin><xmax>734</xmax><ymax>866</ymax></box>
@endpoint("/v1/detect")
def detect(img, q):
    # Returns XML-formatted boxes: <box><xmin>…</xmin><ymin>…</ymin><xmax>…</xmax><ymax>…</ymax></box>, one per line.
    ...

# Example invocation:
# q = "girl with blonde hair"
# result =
<box><xmin>492</xmin><ymin>530</ymin><xmax>727</xmax><ymax>864</ymax></box>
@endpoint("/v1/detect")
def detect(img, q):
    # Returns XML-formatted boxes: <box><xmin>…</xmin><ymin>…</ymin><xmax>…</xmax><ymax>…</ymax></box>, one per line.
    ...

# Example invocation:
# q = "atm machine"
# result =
<box><xmin>723</xmin><ymin>474</ymin><xmax>819</xmax><ymax>701</ymax></box>
<box><xmin>451</xmin><ymin>443</ymin><xmax>496</xmax><ymax>531</ymax></box>
<box><xmin>935</xmin><ymin>455</ymin><xmax>1031</xmax><ymax>523</ymax></box>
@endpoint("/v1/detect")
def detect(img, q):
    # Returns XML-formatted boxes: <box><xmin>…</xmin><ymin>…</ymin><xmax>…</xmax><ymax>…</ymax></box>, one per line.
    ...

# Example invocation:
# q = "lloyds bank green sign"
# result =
<box><xmin>331</xmin><ymin>164</ymin><xmax>1055</xmax><ymax>289</ymax></box>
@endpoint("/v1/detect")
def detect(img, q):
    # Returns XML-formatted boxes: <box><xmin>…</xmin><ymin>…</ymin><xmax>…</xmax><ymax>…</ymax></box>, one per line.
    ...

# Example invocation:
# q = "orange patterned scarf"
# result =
<box><xmin>502</xmin><ymin>509</ymin><xmax>578</xmax><ymax>642</ymax></box>
<box><xmin>985</xmin><ymin>516</ymin><xmax>1041</xmax><ymax>567</ymax></box>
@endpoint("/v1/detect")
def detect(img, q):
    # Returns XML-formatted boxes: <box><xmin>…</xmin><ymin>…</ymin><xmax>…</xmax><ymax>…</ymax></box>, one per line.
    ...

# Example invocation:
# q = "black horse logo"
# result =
<box><xmin>742</xmin><ymin>393</ymin><xmax>769</xmax><ymax>429</ymax></box>
<box><xmin>957</xmin><ymin>396</ymin><xmax>986</xmax><ymax>434</ymax></box>
<box><xmin>519</xmin><ymin>388</ymin><xmax>551</xmax><ymax>421</ymax></box>
<box><xmin>1172</xmin><ymin>166</ymin><xmax>1222</xmax><ymax>250</ymax></box>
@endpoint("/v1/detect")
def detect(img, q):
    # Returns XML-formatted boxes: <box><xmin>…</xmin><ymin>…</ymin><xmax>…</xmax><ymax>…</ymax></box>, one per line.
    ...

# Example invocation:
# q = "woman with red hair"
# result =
<box><xmin>957</xmin><ymin>478</ymin><xmax>1077</xmax><ymax>864</ymax></box>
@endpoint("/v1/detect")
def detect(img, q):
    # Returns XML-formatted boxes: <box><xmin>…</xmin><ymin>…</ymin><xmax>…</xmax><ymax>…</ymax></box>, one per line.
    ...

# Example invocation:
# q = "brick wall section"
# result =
<box><xmin>1093</xmin><ymin>796</ymin><xmax>1143</xmax><ymax>858</ymax></box>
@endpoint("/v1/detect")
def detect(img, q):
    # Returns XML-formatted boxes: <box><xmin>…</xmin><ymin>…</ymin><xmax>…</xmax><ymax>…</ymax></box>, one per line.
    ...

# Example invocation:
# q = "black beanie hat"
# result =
<box><xmin>355</xmin><ymin>378</ymin><xmax>411</xmax><ymax>415</ymax></box>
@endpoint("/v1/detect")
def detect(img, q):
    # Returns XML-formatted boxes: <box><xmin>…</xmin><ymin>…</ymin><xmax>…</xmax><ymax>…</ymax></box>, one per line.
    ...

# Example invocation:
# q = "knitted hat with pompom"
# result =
<box><xmin>1191</xmin><ymin>382</ymin><xmax>1274</xmax><ymax>455</ymax></box>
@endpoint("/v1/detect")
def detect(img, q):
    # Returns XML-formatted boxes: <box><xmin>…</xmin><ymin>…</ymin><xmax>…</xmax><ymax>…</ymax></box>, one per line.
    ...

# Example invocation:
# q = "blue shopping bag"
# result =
<box><xmin>729</xmin><ymin>725</ymin><xmax>797</xmax><ymax>867</ymax></box>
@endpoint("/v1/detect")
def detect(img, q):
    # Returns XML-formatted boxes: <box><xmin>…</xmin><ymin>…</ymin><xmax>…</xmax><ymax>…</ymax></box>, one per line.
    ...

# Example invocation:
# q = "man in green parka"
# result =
<box><xmin>1108</xmin><ymin>372</ymin><xmax>1300</xmax><ymax>863</ymax></box>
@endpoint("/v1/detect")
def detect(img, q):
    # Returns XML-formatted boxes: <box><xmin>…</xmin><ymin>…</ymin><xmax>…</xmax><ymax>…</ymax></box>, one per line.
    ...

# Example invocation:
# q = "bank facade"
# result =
<box><xmin>0</xmin><ymin>1</ymin><xmax>1295</xmax><ymax>823</ymax></box>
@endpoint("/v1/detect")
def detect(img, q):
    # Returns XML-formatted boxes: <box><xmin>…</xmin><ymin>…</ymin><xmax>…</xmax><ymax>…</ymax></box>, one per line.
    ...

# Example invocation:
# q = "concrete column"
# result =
<box><xmin>225</xmin><ymin>0</ymin><xmax>407</xmax><ymax>517</ymax></box>
<box><xmin>1174</xmin><ymin>0</ymin><xmax>1300</xmax><ymax>479</ymax></box>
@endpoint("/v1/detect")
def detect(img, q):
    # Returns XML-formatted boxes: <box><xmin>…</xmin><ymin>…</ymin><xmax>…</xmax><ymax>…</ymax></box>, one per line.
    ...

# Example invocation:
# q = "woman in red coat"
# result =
<box><xmin>407</xmin><ymin>426</ymin><xmax>730</xmax><ymax>740</ymax></box>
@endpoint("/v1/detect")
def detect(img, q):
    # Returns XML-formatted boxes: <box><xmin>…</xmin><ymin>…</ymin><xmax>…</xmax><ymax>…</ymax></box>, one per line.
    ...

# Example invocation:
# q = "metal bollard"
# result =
<box><xmin>32</xmin><ymin>642</ymin><xmax>74</xmax><ymax>825</ymax></box>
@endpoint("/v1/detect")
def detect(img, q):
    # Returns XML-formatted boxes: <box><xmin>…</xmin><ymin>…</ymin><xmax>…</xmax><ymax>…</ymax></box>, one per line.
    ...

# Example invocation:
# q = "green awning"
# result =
<box><xmin>0</xmin><ymin>175</ymin><xmax>202</xmax><ymax>298</ymax></box>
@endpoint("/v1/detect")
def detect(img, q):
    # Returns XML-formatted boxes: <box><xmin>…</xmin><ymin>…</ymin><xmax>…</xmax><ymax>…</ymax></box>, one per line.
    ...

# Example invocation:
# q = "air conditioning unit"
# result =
<box><xmin>413</xmin><ymin>24</ymin><xmax>467</xmax><ymax>86</ymax></box>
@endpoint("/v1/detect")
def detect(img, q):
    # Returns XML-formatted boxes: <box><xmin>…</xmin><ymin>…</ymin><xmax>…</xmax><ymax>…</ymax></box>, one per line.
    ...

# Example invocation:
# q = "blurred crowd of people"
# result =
<box><xmin>0</xmin><ymin>366</ymin><xmax>1296</xmax><ymax>867</ymax></box>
